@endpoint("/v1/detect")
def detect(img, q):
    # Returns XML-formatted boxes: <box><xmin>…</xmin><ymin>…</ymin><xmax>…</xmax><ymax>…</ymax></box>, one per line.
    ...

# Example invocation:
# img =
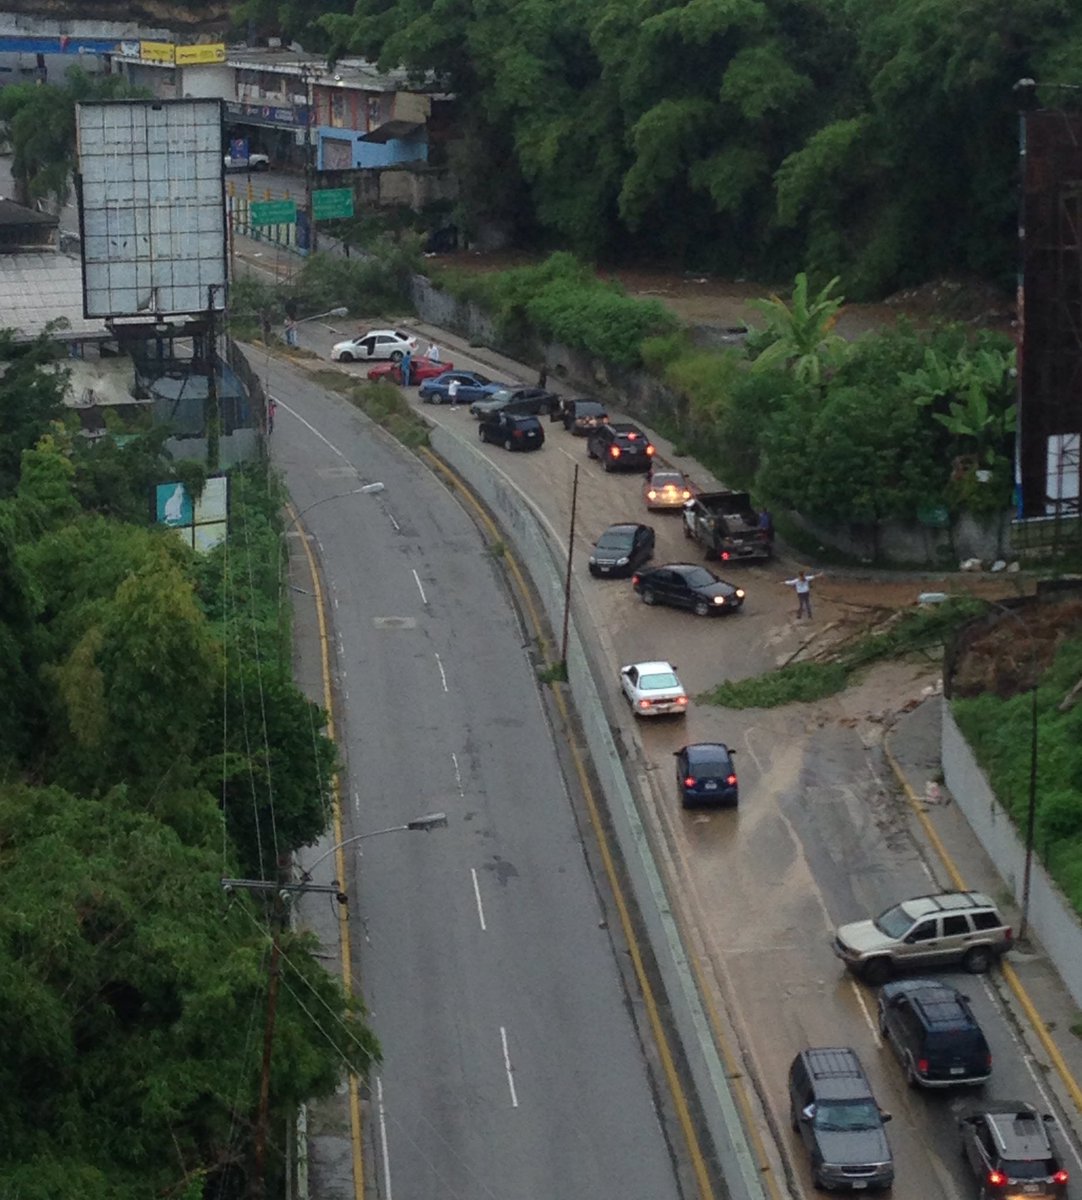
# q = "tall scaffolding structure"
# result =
<box><xmin>1017</xmin><ymin>107</ymin><xmax>1082</xmax><ymax>559</ymax></box>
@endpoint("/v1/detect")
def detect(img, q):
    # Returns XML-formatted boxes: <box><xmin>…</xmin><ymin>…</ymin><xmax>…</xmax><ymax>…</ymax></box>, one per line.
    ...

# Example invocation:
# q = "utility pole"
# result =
<box><xmin>560</xmin><ymin>464</ymin><xmax>580</xmax><ymax>669</ymax></box>
<box><xmin>206</xmin><ymin>284</ymin><xmax>221</xmax><ymax>472</ymax></box>
<box><xmin>304</xmin><ymin>71</ymin><xmax>316</xmax><ymax>256</ymax></box>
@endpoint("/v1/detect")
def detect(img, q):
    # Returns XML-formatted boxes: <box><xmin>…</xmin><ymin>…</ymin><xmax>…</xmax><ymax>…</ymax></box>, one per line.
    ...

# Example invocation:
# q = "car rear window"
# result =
<box><xmin>1001</xmin><ymin>1160</ymin><xmax>1056</xmax><ymax>1180</ymax></box>
<box><xmin>690</xmin><ymin>757</ymin><xmax>731</xmax><ymax>776</ymax></box>
<box><xmin>925</xmin><ymin>1030</ymin><xmax>985</xmax><ymax>1054</ymax></box>
<box><xmin>576</xmin><ymin>402</ymin><xmax>606</xmax><ymax>416</ymax></box>
<box><xmin>640</xmin><ymin>672</ymin><xmax>680</xmax><ymax>690</ymax></box>
<box><xmin>972</xmin><ymin>911</ymin><xmax>1004</xmax><ymax>931</ymax></box>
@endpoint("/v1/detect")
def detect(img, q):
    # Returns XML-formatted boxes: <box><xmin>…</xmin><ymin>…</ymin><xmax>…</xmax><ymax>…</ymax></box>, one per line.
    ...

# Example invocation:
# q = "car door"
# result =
<box><xmin>939</xmin><ymin>913</ymin><xmax>974</xmax><ymax>962</ymax></box>
<box><xmin>668</xmin><ymin>569</ymin><xmax>695</xmax><ymax>610</ymax></box>
<box><xmin>898</xmin><ymin>917</ymin><xmax>942</xmax><ymax>967</ymax></box>
<box><xmin>880</xmin><ymin>994</ymin><xmax>909</xmax><ymax>1062</ymax></box>
<box><xmin>963</xmin><ymin>1120</ymin><xmax>994</xmax><ymax>1179</ymax></box>
<box><xmin>622</xmin><ymin>666</ymin><xmax>639</xmax><ymax>703</ymax></box>
<box><xmin>633</xmin><ymin>527</ymin><xmax>653</xmax><ymax>567</ymax></box>
<box><xmin>359</xmin><ymin>336</ymin><xmax>377</xmax><ymax>359</ymax></box>
<box><xmin>788</xmin><ymin>1058</ymin><xmax>815</xmax><ymax>1153</ymax></box>
<box><xmin>459</xmin><ymin>375</ymin><xmax>486</xmax><ymax>402</ymax></box>
<box><xmin>675</xmin><ymin>747</ymin><xmax>689</xmax><ymax>789</ymax></box>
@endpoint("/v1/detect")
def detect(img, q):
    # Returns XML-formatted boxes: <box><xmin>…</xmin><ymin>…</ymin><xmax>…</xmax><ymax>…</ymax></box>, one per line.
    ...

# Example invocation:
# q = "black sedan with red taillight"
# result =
<box><xmin>586</xmin><ymin>422</ymin><xmax>656</xmax><ymax>472</ymax></box>
<box><xmin>674</xmin><ymin>742</ymin><xmax>738</xmax><ymax>807</ymax></box>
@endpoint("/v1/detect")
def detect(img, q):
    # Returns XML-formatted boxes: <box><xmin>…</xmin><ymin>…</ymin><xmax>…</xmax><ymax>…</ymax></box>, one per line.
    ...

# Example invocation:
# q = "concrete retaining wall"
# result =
<box><xmin>942</xmin><ymin>703</ymin><xmax>1082</xmax><ymax>1008</ymax></box>
<box><xmin>428</xmin><ymin>423</ymin><xmax>767</xmax><ymax>1200</ymax></box>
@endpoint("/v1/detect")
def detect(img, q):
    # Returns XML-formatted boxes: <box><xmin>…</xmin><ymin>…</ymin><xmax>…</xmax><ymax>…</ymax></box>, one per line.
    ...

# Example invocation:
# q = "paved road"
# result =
<box><xmin>288</xmin><ymin>321</ymin><xmax>1082</xmax><ymax>1200</ymax></box>
<box><xmin>267</xmin><ymin>354</ymin><xmax>686</xmax><ymax>1200</ymax></box>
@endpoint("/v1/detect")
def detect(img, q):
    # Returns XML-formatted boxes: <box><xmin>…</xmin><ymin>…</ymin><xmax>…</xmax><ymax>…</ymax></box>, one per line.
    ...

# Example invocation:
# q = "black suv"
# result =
<box><xmin>587</xmin><ymin>422</ymin><xmax>656</xmax><ymax>471</ymax></box>
<box><xmin>555</xmin><ymin>398</ymin><xmax>609</xmax><ymax>435</ymax></box>
<box><xmin>470</xmin><ymin>386</ymin><xmax>559</xmax><ymax>419</ymax></box>
<box><xmin>877</xmin><ymin>979</ymin><xmax>991</xmax><ymax>1088</ymax></box>
<box><xmin>675</xmin><ymin>742</ymin><xmax>738</xmax><ymax>807</ymax></box>
<box><xmin>788</xmin><ymin>1047</ymin><xmax>894</xmax><ymax>1192</ymax></box>
<box><xmin>478</xmin><ymin>411</ymin><xmax>545</xmax><ymax>451</ymax></box>
<box><xmin>632</xmin><ymin>563</ymin><xmax>744</xmax><ymax>616</ymax></box>
<box><xmin>959</xmin><ymin>1102</ymin><xmax>1068</xmax><ymax>1200</ymax></box>
<box><xmin>588</xmin><ymin>523</ymin><xmax>655</xmax><ymax>577</ymax></box>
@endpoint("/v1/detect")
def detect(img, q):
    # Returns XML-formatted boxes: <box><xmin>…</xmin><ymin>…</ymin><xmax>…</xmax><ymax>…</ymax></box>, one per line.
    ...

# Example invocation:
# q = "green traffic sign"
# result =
<box><xmin>250</xmin><ymin>199</ymin><xmax>298</xmax><ymax>227</ymax></box>
<box><xmin>312</xmin><ymin>188</ymin><xmax>355</xmax><ymax>220</ymax></box>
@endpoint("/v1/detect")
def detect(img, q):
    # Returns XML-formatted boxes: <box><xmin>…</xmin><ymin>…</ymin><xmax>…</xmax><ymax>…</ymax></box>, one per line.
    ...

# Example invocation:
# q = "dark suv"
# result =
<box><xmin>555</xmin><ymin>398</ymin><xmax>609</xmax><ymax>435</ymax></box>
<box><xmin>877</xmin><ymin>979</ymin><xmax>991</xmax><ymax>1088</ymax></box>
<box><xmin>478</xmin><ymin>411</ymin><xmax>545</xmax><ymax>452</ymax></box>
<box><xmin>675</xmin><ymin>742</ymin><xmax>738</xmax><ymax>807</ymax></box>
<box><xmin>959</xmin><ymin>1102</ymin><xmax>1068</xmax><ymax>1200</ymax></box>
<box><xmin>788</xmin><ymin>1047</ymin><xmax>894</xmax><ymax>1192</ymax></box>
<box><xmin>587</xmin><ymin>422</ymin><xmax>656</xmax><ymax>472</ymax></box>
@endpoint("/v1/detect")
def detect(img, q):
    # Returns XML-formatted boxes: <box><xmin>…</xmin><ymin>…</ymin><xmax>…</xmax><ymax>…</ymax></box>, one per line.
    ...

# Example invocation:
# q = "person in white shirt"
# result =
<box><xmin>782</xmin><ymin>570</ymin><xmax>820</xmax><ymax>619</ymax></box>
<box><xmin>447</xmin><ymin>378</ymin><xmax>460</xmax><ymax>406</ymax></box>
<box><xmin>425</xmin><ymin>342</ymin><xmax>441</xmax><ymax>363</ymax></box>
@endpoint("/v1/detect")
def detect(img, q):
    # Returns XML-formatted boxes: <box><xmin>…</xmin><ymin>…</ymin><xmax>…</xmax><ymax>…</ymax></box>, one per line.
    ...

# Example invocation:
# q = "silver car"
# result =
<box><xmin>833</xmin><ymin>891</ymin><xmax>1012</xmax><ymax>985</ymax></box>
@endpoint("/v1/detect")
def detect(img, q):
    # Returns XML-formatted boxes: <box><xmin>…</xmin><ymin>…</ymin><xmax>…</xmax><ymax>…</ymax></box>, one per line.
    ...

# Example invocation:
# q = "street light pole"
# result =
<box><xmin>982</xmin><ymin>600</ymin><xmax>1040</xmax><ymax>940</ymax></box>
<box><xmin>225</xmin><ymin>810</ymin><xmax>447</xmax><ymax>1199</ymax></box>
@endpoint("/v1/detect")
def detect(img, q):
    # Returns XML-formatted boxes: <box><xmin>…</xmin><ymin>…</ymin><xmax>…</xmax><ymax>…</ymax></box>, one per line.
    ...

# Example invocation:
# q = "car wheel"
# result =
<box><xmin>694</xmin><ymin>599</ymin><xmax>711</xmax><ymax>617</ymax></box>
<box><xmin>641</xmin><ymin>588</ymin><xmax>657</xmax><ymax>606</ymax></box>
<box><xmin>338</xmin><ymin>351</ymin><xmax>354</xmax><ymax>363</ymax></box>
<box><xmin>963</xmin><ymin>946</ymin><xmax>993</xmax><ymax>974</ymax></box>
<box><xmin>390</xmin><ymin>351</ymin><xmax>403</xmax><ymax>363</ymax></box>
<box><xmin>861</xmin><ymin>958</ymin><xmax>892</xmax><ymax>986</ymax></box>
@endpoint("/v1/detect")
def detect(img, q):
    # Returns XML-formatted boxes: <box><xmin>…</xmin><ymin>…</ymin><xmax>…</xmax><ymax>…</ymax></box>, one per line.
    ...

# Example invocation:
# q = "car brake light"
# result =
<box><xmin>721</xmin><ymin>551</ymin><xmax>731</xmax><ymax>560</ymax></box>
<box><xmin>610</xmin><ymin>446</ymin><xmax>621</xmax><ymax>458</ymax></box>
<box><xmin>916</xmin><ymin>1058</ymin><xmax>929</xmax><ymax>1075</ymax></box>
<box><xmin>646</xmin><ymin>444</ymin><xmax>656</xmax><ymax>456</ymax></box>
<box><xmin>1052</xmin><ymin>1170</ymin><xmax>1069</xmax><ymax>1185</ymax></box>
<box><xmin>676</xmin><ymin>695</ymin><xmax>688</xmax><ymax>705</ymax></box>
<box><xmin>647</xmin><ymin>490</ymin><xmax>657</xmax><ymax>499</ymax></box>
<box><xmin>513</xmin><ymin>430</ymin><xmax>523</xmax><ymax>438</ymax></box>
<box><xmin>987</xmin><ymin>1053</ymin><xmax>993</xmax><ymax>1070</ymax></box>
<box><xmin>638</xmin><ymin>699</ymin><xmax>652</xmax><ymax>709</ymax></box>
<box><xmin>631</xmin><ymin>574</ymin><xmax>641</xmax><ymax>586</ymax></box>
<box><xmin>684</xmin><ymin>776</ymin><xmax>696</xmax><ymax>788</ymax></box>
<box><xmin>726</xmin><ymin>774</ymin><xmax>737</xmax><ymax>785</ymax></box>
<box><xmin>988</xmin><ymin>1172</ymin><xmax>1007</xmax><ymax>1187</ymax></box>
<box><xmin>1004</xmin><ymin>926</ymin><xmax>1012</xmax><ymax>942</ymax></box>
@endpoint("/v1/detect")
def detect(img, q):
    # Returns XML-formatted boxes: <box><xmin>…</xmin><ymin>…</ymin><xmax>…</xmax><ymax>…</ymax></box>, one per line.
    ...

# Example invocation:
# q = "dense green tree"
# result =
<box><xmin>0</xmin><ymin>330</ymin><xmax>69</xmax><ymax>497</ymax></box>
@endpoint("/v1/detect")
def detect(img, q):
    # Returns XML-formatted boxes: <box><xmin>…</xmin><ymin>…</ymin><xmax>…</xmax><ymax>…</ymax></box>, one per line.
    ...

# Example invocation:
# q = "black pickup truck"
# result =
<box><xmin>681</xmin><ymin>490</ymin><xmax>771</xmax><ymax>562</ymax></box>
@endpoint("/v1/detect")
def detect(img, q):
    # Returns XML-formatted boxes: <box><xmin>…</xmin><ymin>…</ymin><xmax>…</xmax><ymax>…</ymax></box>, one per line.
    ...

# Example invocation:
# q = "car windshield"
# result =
<box><xmin>576</xmin><ymin>403</ymin><xmax>605</xmax><ymax>416</ymax></box>
<box><xmin>1001</xmin><ymin>1159</ymin><xmax>1056</xmax><ymax>1180</ymax></box>
<box><xmin>874</xmin><ymin>903</ymin><xmax>915</xmax><ymax>939</ymax></box>
<box><xmin>640</xmin><ymin>672</ymin><xmax>680</xmax><ymax>691</ymax></box>
<box><xmin>814</xmin><ymin>1102</ymin><xmax>881</xmax><ymax>1132</ymax></box>
<box><xmin>597</xmin><ymin>531</ymin><xmax>633</xmax><ymax>551</ymax></box>
<box><xmin>487</xmin><ymin>389</ymin><xmax>512</xmax><ymax>402</ymax></box>
<box><xmin>684</xmin><ymin>568</ymin><xmax>717</xmax><ymax>588</ymax></box>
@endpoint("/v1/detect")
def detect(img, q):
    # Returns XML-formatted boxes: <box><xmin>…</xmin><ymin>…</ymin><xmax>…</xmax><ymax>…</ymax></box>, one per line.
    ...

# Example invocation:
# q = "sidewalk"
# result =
<box><xmin>886</xmin><ymin>697</ymin><xmax>1082</xmax><ymax>1126</ymax></box>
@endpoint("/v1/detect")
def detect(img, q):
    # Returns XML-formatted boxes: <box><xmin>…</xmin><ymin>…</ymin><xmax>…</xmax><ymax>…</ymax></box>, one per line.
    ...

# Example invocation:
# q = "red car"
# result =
<box><xmin>366</xmin><ymin>359</ymin><xmax>453</xmax><ymax>385</ymax></box>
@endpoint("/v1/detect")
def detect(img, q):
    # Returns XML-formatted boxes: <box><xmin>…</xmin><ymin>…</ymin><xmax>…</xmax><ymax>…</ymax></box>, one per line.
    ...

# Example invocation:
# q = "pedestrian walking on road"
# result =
<box><xmin>782</xmin><ymin>569</ymin><xmax>820</xmax><ymax>619</ymax></box>
<box><xmin>537</xmin><ymin>364</ymin><xmax>548</xmax><ymax>388</ymax></box>
<box><xmin>284</xmin><ymin>317</ymin><xmax>298</xmax><ymax>348</ymax></box>
<box><xmin>401</xmin><ymin>350</ymin><xmax>412</xmax><ymax>387</ymax></box>
<box><xmin>448</xmin><ymin>378</ymin><xmax>461</xmax><ymax>406</ymax></box>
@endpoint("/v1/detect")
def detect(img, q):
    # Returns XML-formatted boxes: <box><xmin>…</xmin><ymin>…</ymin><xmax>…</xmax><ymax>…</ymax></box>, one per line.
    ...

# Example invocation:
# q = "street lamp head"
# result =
<box><xmin>406</xmin><ymin>812</ymin><xmax>448</xmax><ymax>832</ymax></box>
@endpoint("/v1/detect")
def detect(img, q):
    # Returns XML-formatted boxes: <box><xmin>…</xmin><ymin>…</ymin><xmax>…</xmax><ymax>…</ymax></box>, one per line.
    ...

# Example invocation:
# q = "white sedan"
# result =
<box><xmin>223</xmin><ymin>152</ymin><xmax>270</xmax><ymax>171</ymax></box>
<box><xmin>619</xmin><ymin>661</ymin><xmax>689</xmax><ymax>717</ymax></box>
<box><xmin>331</xmin><ymin>329</ymin><xmax>418</xmax><ymax>363</ymax></box>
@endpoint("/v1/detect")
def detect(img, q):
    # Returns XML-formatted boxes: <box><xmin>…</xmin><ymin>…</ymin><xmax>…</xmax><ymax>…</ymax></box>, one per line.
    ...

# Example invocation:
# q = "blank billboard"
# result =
<box><xmin>77</xmin><ymin>99</ymin><xmax>227</xmax><ymax>318</ymax></box>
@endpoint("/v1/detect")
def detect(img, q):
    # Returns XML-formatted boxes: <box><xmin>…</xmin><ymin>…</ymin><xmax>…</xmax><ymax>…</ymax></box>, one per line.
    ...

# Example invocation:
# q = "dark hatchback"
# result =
<box><xmin>478</xmin><ymin>411</ymin><xmax>545</xmax><ymax>451</ymax></box>
<box><xmin>959</xmin><ymin>1102</ymin><xmax>1068</xmax><ymax>1200</ymax></box>
<box><xmin>632</xmin><ymin>563</ymin><xmax>745</xmax><ymax>616</ymax></box>
<box><xmin>877</xmin><ymin>980</ymin><xmax>991</xmax><ymax>1088</ymax></box>
<box><xmin>675</xmin><ymin>743</ymin><xmax>738</xmax><ymax>807</ymax></box>
<box><xmin>589</xmin><ymin>523</ymin><xmax>655</xmax><ymax>577</ymax></box>
<box><xmin>587</xmin><ymin>422</ymin><xmax>656</xmax><ymax>472</ymax></box>
<box><xmin>557</xmin><ymin>398</ymin><xmax>610</xmax><ymax>435</ymax></box>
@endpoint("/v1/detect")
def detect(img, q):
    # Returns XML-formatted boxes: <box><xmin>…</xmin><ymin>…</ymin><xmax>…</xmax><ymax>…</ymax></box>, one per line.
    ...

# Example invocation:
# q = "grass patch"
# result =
<box><xmin>346</xmin><ymin>380</ymin><xmax>430</xmax><ymax>449</ymax></box>
<box><xmin>702</xmin><ymin>597</ymin><xmax>983</xmax><ymax>708</ymax></box>
<box><xmin>537</xmin><ymin>661</ymin><xmax>569</xmax><ymax>684</ymax></box>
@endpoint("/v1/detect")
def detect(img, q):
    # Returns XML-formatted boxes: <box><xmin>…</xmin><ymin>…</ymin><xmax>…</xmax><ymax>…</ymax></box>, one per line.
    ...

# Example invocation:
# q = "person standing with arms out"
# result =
<box><xmin>781</xmin><ymin>569</ymin><xmax>821</xmax><ymax>619</ymax></box>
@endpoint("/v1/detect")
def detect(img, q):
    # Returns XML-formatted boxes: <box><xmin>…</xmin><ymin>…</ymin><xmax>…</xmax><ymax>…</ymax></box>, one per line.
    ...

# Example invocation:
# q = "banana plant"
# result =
<box><xmin>932</xmin><ymin>381</ymin><xmax>1016</xmax><ymax>467</ymax></box>
<box><xmin>748</xmin><ymin>272</ymin><xmax>846</xmax><ymax>386</ymax></box>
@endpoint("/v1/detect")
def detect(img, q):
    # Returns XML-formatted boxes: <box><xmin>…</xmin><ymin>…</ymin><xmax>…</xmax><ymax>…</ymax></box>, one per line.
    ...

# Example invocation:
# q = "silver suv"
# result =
<box><xmin>833</xmin><ymin>891</ymin><xmax>1012</xmax><ymax>985</ymax></box>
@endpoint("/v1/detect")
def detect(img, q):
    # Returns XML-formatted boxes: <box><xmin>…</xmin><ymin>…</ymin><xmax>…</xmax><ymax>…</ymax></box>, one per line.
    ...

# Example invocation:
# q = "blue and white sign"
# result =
<box><xmin>156</xmin><ymin>481</ymin><xmax>193</xmax><ymax>526</ymax></box>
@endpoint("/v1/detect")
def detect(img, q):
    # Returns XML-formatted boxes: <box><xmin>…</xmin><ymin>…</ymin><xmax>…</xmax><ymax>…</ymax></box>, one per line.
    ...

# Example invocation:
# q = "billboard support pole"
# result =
<box><xmin>206</xmin><ymin>284</ymin><xmax>221</xmax><ymax>471</ymax></box>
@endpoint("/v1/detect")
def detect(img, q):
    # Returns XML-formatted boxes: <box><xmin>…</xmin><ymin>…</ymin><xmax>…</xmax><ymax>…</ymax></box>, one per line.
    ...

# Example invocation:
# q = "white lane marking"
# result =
<box><xmin>387</xmin><ymin>509</ymin><xmax>401</xmax><ymax>532</ymax></box>
<box><xmin>499</xmin><ymin>1026</ymin><xmax>519</xmax><ymax>1108</ymax></box>
<box><xmin>471</xmin><ymin>868</ymin><xmax>487</xmax><ymax>931</ymax></box>
<box><xmin>412</xmin><ymin>568</ymin><xmax>428</xmax><ymax>606</ymax></box>
<box><xmin>353</xmin><ymin>790</ymin><xmax>361</xmax><ymax>816</ymax></box>
<box><xmin>559</xmin><ymin>447</ymin><xmax>581</xmax><ymax>465</ymax></box>
<box><xmin>435</xmin><ymin>653</ymin><xmax>449</xmax><ymax>692</ymax></box>
<box><xmin>981</xmin><ymin>977</ymin><xmax>1082</xmax><ymax>1169</ymax></box>
<box><xmin>376</xmin><ymin>1076</ymin><xmax>394</xmax><ymax>1200</ymax></box>
<box><xmin>451</xmin><ymin>751</ymin><xmax>463</xmax><ymax>794</ymax></box>
<box><xmin>742</xmin><ymin>729</ymin><xmax>764</xmax><ymax>774</ymax></box>
<box><xmin>849</xmin><ymin>979</ymin><xmax>881</xmax><ymax>1048</ymax></box>
<box><xmin>275</xmin><ymin>397</ymin><xmax>350</xmax><ymax>462</ymax></box>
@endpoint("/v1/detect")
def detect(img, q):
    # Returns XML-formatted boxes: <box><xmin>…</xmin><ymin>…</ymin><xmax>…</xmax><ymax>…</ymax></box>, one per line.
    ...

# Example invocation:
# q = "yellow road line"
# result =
<box><xmin>883</xmin><ymin>740</ymin><xmax>1082</xmax><ymax>1117</ymax></box>
<box><xmin>291</xmin><ymin>505</ymin><xmax>366</xmax><ymax>1200</ymax></box>
<box><xmin>421</xmin><ymin>449</ymin><xmax>718</xmax><ymax>1200</ymax></box>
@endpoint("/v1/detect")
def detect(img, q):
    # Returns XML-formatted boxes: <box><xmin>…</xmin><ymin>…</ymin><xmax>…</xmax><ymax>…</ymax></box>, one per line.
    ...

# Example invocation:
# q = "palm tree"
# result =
<box><xmin>747</xmin><ymin>272</ymin><xmax>846</xmax><ymax>386</ymax></box>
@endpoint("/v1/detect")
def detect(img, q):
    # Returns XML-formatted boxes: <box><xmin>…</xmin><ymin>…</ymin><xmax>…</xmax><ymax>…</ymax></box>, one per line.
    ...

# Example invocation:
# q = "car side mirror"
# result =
<box><xmin>1042</xmin><ymin>1114</ymin><xmax>1055</xmax><ymax>1124</ymax></box>
<box><xmin>880</xmin><ymin>1110</ymin><xmax>892</xmax><ymax>1123</ymax></box>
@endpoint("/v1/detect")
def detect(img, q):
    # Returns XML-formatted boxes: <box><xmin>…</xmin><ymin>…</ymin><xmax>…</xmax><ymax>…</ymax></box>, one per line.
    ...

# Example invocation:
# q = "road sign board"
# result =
<box><xmin>312</xmin><ymin>188</ymin><xmax>355</xmax><ymax>220</ymax></box>
<box><xmin>251</xmin><ymin>199</ymin><xmax>297</xmax><ymax>226</ymax></box>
